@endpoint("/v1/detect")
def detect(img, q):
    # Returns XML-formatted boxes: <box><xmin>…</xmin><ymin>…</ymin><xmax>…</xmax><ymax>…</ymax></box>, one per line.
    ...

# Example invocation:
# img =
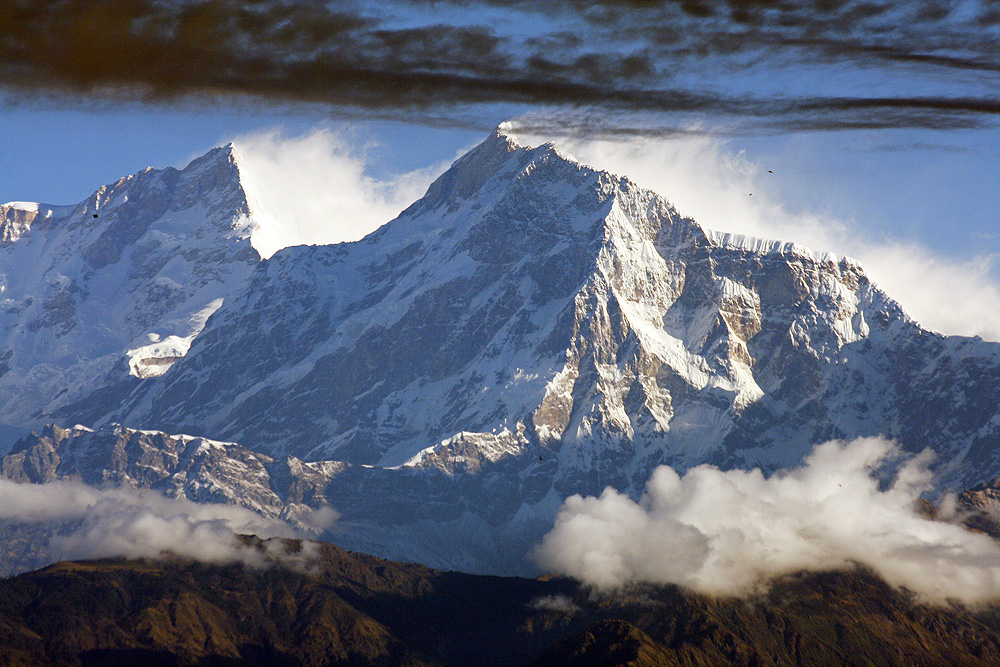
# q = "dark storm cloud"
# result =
<box><xmin>0</xmin><ymin>0</ymin><xmax>996</xmax><ymax>132</ymax></box>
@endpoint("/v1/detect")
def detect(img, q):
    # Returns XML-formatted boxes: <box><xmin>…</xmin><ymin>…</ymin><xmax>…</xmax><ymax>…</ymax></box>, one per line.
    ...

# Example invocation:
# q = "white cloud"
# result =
<box><xmin>230</xmin><ymin>128</ymin><xmax>450</xmax><ymax>258</ymax></box>
<box><xmin>0</xmin><ymin>479</ymin><xmax>311</xmax><ymax>567</ymax></box>
<box><xmin>530</xmin><ymin>594</ymin><xmax>580</xmax><ymax>613</ymax></box>
<box><xmin>525</xmin><ymin>132</ymin><xmax>1000</xmax><ymax>342</ymax></box>
<box><xmin>535</xmin><ymin>437</ymin><xmax>1000</xmax><ymax>605</ymax></box>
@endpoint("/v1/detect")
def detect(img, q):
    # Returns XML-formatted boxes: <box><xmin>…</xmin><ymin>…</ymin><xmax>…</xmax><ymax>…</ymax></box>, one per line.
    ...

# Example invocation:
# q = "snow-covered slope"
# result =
<box><xmin>0</xmin><ymin>147</ymin><xmax>266</xmax><ymax>432</ymax></box>
<box><xmin>35</xmin><ymin>129</ymin><xmax>1000</xmax><ymax>574</ymax></box>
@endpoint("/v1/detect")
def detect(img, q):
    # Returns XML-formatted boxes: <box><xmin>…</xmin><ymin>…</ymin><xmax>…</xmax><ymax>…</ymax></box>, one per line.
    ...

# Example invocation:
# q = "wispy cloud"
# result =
<box><xmin>1</xmin><ymin>0</ymin><xmax>996</xmax><ymax>132</ymax></box>
<box><xmin>0</xmin><ymin>478</ymin><xmax>316</xmax><ymax>567</ymax></box>
<box><xmin>535</xmin><ymin>437</ymin><xmax>1000</xmax><ymax>605</ymax></box>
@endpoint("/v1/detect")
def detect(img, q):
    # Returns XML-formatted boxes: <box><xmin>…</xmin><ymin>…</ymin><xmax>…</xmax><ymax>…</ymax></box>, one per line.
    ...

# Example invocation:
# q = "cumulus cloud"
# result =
<box><xmin>535</xmin><ymin>437</ymin><xmax>1000</xmax><ymax>605</ymax></box>
<box><xmin>530</xmin><ymin>131</ymin><xmax>1000</xmax><ymax>341</ymax></box>
<box><xmin>0</xmin><ymin>478</ymin><xmax>308</xmax><ymax>567</ymax></box>
<box><xmin>231</xmin><ymin>128</ymin><xmax>449</xmax><ymax>257</ymax></box>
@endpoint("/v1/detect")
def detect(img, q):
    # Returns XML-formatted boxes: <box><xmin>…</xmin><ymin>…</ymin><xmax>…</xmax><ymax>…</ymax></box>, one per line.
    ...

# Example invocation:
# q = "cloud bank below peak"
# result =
<box><xmin>535</xmin><ymin>437</ymin><xmax>1000</xmax><ymax>605</ymax></box>
<box><xmin>0</xmin><ymin>478</ymin><xmax>328</xmax><ymax>569</ymax></box>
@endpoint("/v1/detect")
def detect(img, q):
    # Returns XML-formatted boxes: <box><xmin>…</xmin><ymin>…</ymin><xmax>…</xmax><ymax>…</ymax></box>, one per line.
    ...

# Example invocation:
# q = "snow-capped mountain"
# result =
<box><xmin>76</xmin><ymin>130</ymin><xmax>1000</xmax><ymax>484</ymax></box>
<box><xmin>0</xmin><ymin>146</ymin><xmax>267</xmax><ymax>434</ymax></box>
<box><xmin>9</xmin><ymin>129</ymin><xmax>1000</xmax><ymax>574</ymax></box>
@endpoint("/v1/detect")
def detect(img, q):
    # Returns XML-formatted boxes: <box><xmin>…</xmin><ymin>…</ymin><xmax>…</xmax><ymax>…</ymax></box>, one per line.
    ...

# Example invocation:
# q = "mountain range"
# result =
<box><xmin>3</xmin><ymin>129</ymin><xmax>1000</xmax><ymax>577</ymax></box>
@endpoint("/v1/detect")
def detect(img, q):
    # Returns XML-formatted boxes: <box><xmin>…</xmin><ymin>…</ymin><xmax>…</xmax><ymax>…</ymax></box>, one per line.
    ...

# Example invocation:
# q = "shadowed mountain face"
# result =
<box><xmin>0</xmin><ymin>423</ymin><xmax>339</xmax><ymax>523</ymax></box>
<box><xmin>5</xmin><ymin>129</ymin><xmax>997</xmax><ymax>575</ymax></box>
<box><xmin>2</xmin><ymin>541</ymin><xmax>1000</xmax><ymax>667</ymax></box>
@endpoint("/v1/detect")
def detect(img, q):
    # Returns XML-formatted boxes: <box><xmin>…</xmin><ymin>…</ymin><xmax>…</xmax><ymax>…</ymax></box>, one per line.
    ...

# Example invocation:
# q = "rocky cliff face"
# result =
<box><xmin>0</xmin><ymin>147</ymin><xmax>263</xmax><ymax>432</ymax></box>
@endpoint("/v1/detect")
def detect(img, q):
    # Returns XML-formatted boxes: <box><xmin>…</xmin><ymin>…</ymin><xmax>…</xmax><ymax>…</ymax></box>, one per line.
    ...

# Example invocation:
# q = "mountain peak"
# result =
<box><xmin>494</xmin><ymin>120</ymin><xmax>519</xmax><ymax>142</ymax></box>
<box><xmin>414</xmin><ymin>128</ymin><xmax>532</xmax><ymax>212</ymax></box>
<box><xmin>184</xmin><ymin>142</ymin><xmax>238</xmax><ymax>172</ymax></box>
<box><xmin>166</xmin><ymin>141</ymin><xmax>324</xmax><ymax>260</ymax></box>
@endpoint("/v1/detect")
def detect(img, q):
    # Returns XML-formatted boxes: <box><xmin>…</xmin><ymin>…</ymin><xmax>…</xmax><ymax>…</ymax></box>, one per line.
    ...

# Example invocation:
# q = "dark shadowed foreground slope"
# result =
<box><xmin>2</xmin><ymin>537</ymin><xmax>1000</xmax><ymax>667</ymax></box>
